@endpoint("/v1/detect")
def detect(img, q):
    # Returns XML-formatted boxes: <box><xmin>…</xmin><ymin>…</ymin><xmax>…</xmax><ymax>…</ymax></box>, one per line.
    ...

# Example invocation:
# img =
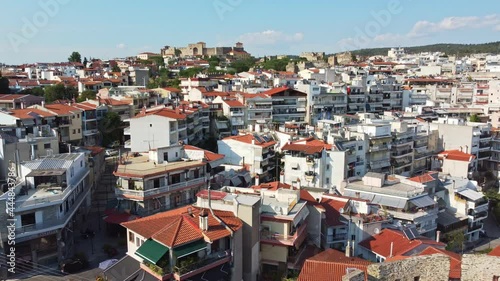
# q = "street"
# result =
<box><xmin>467</xmin><ymin>212</ymin><xmax>500</xmax><ymax>253</ymax></box>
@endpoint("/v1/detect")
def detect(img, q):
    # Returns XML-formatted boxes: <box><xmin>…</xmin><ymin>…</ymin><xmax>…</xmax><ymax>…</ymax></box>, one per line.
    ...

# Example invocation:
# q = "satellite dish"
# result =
<box><xmin>374</xmin><ymin>228</ymin><xmax>380</xmax><ymax>234</ymax></box>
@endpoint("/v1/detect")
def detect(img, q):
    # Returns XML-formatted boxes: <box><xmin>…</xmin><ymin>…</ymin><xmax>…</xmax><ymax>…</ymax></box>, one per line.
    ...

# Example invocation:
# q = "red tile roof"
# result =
<box><xmin>222</xmin><ymin>134</ymin><xmax>276</xmax><ymax>148</ymax></box>
<box><xmin>300</xmin><ymin>190</ymin><xmax>320</xmax><ymax>205</ymax></box>
<box><xmin>41</xmin><ymin>104</ymin><xmax>82</xmax><ymax>115</ymax></box>
<box><xmin>134</xmin><ymin>107</ymin><xmax>186</xmax><ymax>120</ymax></box>
<box><xmin>408</xmin><ymin>173</ymin><xmax>435</xmax><ymax>184</ymax></box>
<box><xmin>438</xmin><ymin>150</ymin><xmax>476</xmax><ymax>162</ymax></box>
<box><xmin>298</xmin><ymin>249</ymin><xmax>371</xmax><ymax>281</ymax></box>
<box><xmin>223</xmin><ymin>99</ymin><xmax>245</xmax><ymax>107</ymax></box>
<box><xmin>162</xmin><ymin>87</ymin><xmax>181</xmax><ymax>93</ymax></box>
<box><xmin>0</xmin><ymin>94</ymin><xmax>31</xmax><ymax>101</ymax></box>
<box><xmin>8</xmin><ymin>108</ymin><xmax>56</xmax><ymax>119</ymax></box>
<box><xmin>122</xmin><ymin>205</ymin><xmax>242</xmax><ymax>247</ymax></box>
<box><xmin>183</xmin><ymin>145</ymin><xmax>224</xmax><ymax>162</ymax></box>
<box><xmin>83</xmin><ymin>146</ymin><xmax>105</xmax><ymax>156</ymax></box>
<box><xmin>359</xmin><ymin>229</ymin><xmax>445</xmax><ymax>258</ymax></box>
<box><xmin>281</xmin><ymin>138</ymin><xmax>332</xmax><ymax>154</ymax></box>
<box><xmin>488</xmin><ymin>245</ymin><xmax>500</xmax><ymax>257</ymax></box>
<box><xmin>251</xmin><ymin>181</ymin><xmax>292</xmax><ymax>191</ymax></box>
<box><xmin>261</xmin><ymin>86</ymin><xmax>307</xmax><ymax>97</ymax></box>
<box><xmin>419</xmin><ymin>246</ymin><xmax>461</xmax><ymax>279</ymax></box>
<box><xmin>100</xmin><ymin>98</ymin><xmax>130</xmax><ymax>106</ymax></box>
<box><xmin>321</xmin><ymin>198</ymin><xmax>348</xmax><ymax>227</ymax></box>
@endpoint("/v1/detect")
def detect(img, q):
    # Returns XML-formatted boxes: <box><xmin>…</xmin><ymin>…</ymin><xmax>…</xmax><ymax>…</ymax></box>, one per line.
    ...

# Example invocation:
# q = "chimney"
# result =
<box><xmin>459</xmin><ymin>146</ymin><xmax>463</xmax><ymax>152</ymax></box>
<box><xmin>436</xmin><ymin>230</ymin><xmax>441</xmax><ymax>243</ymax></box>
<box><xmin>465</xmin><ymin>145</ymin><xmax>468</xmax><ymax>153</ymax></box>
<box><xmin>345</xmin><ymin>240</ymin><xmax>351</xmax><ymax>257</ymax></box>
<box><xmin>255</xmin><ymin>174</ymin><xmax>260</xmax><ymax>186</ymax></box>
<box><xmin>199</xmin><ymin>210</ymin><xmax>208</xmax><ymax>231</ymax></box>
<box><xmin>389</xmin><ymin>242</ymin><xmax>394</xmax><ymax>258</ymax></box>
<box><xmin>41</xmin><ymin>101</ymin><xmax>45</xmax><ymax>108</ymax></box>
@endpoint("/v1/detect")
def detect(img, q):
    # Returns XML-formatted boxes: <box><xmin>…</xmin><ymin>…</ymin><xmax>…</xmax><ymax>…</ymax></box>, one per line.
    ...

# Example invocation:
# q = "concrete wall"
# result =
<box><xmin>130</xmin><ymin>115</ymin><xmax>175</xmax><ymax>152</ymax></box>
<box><xmin>343</xmin><ymin>269</ymin><xmax>365</xmax><ymax>281</ymax></box>
<box><xmin>231</xmin><ymin>227</ymin><xmax>243</xmax><ymax>281</ymax></box>
<box><xmin>261</xmin><ymin>244</ymin><xmax>287</xmax><ymax>263</ymax></box>
<box><xmin>367</xmin><ymin>254</ymin><xmax>449</xmax><ymax>281</ymax></box>
<box><xmin>237</xmin><ymin>202</ymin><xmax>261</xmax><ymax>281</ymax></box>
<box><xmin>461</xmin><ymin>254</ymin><xmax>500</xmax><ymax>281</ymax></box>
<box><xmin>441</xmin><ymin>159</ymin><xmax>470</xmax><ymax>179</ymax></box>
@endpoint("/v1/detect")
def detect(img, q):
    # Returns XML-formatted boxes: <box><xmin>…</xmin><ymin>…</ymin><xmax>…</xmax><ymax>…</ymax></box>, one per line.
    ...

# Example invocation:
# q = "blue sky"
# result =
<box><xmin>1</xmin><ymin>0</ymin><xmax>499</xmax><ymax>64</ymax></box>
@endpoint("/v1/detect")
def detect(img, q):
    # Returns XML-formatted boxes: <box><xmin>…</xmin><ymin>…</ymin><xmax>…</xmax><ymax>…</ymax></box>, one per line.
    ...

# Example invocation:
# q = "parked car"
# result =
<box><xmin>107</xmin><ymin>141</ymin><xmax>120</xmax><ymax>148</ymax></box>
<box><xmin>105</xmin><ymin>149</ymin><xmax>119</xmax><ymax>157</ymax></box>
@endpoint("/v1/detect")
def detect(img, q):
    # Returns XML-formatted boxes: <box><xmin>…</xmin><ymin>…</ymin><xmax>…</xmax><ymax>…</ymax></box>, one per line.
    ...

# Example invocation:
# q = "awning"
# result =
<box><xmin>103</xmin><ymin>255</ymin><xmax>141</xmax><ymax>281</ymax></box>
<box><xmin>372</xmin><ymin>195</ymin><xmax>407</xmax><ymax>209</ymax></box>
<box><xmin>410</xmin><ymin>196</ymin><xmax>436</xmax><ymax>208</ymax></box>
<box><xmin>26</xmin><ymin>169</ymin><xmax>66</xmax><ymax>177</ymax></box>
<box><xmin>135</xmin><ymin>239</ymin><xmax>169</xmax><ymax>264</ymax></box>
<box><xmin>457</xmin><ymin>189</ymin><xmax>484</xmax><ymax>201</ymax></box>
<box><xmin>174</xmin><ymin>240</ymin><xmax>206</xmax><ymax>259</ymax></box>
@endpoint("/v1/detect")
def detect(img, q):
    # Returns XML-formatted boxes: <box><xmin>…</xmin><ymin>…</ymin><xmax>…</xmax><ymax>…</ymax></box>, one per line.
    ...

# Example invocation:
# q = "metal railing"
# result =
<box><xmin>115</xmin><ymin>177</ymin><xmax>206</xmax><ymax>198</ymax></box>
<box><xmin>174</xmin><ymin>250</ymin><xmax>230</xmax><ymax>275</ymax></box>
<box><xmin>260</xmin><ymin>223</ymin><xmax>307</xmax><ymax>246</ymax></box>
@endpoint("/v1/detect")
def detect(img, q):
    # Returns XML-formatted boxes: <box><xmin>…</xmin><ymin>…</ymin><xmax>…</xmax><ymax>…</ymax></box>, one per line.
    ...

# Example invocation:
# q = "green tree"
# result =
<box><xmin>444</xmin><ymin>230</ymin><xmax>465</xmax><ymax>252</ymax></box>
<box><xmin>0</xmin><ymin>72</ymin><xmax>10</xmax><ymax>94</ymax></box>
<box><xmin>77</xmin><ymin>90</ymin><xmax>96</xmax><ymax>102</ymax></box>
<box><xmin>83</xmin><ymin>57</ymin><xmax>88</xmax><ymax>66</ymax></box>
<box><xmin>262</xmin><ymin>57</ymin><xmax>290</xmax><ymax>71</ymax></box>
<box><xmin>174</xmin><ymin>49</ymin><xmax>182</xmax><ymax>57</ymax></box>
<box><xmin>207</xmin><ymin>56</ymin><xmax>221</xmax><ymax>67</ymax></box>
<box><xmin>99</xmin><ymin>111</ymin><xmax>123</xmax><ymax>146</ymax></box>
<box><xmin>19</xmin><ymin>87</ymin><xmax>44</xmax><ymax>96</ymax></box>
<box><xmin>230</xmin><ymin>57</ymin><xmax>256</xmax><ymax>73</ymax></box>
<box><xmin>179</xmin><ymin>67</ymin><xmax>203</xmax><ymax>78</ymax></box>
<box><xmin>469</xmin><ymin>114</ymin><xmax>481</xmax><ymax>122</ymax></box>
<box><xmin>111</xmin><ymin>65</ymin><xmax>121</xmax><ymax>73</ymax></box>
<box><xmin>44</xmin><ymin>84</ymin><xmax>78</xmax><ymax>103</ymax></box>
<box><xmin>68</xmin><ymin>51</ymin><xmax>82</xmax><ymax>63</ymax></box>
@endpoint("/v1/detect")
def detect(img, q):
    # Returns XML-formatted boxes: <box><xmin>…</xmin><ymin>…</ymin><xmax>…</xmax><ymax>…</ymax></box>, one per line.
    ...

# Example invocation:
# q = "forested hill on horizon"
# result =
<box><xmin>343</xmin><ymin>41</ymin><xmax>500</xmax><ymax>57</ymax></box>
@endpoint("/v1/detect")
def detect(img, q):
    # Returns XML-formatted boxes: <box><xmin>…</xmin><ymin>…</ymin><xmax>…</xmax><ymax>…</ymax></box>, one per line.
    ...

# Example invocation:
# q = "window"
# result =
<box><xmin>163</xmin><ymin>152</ymin><xmax>168</xmax><ymax>162</ymax></box>
<box><xmin>326</xmin><ymin>164</ymin><xmax>330</xmax><ymax>170</ymax></box>
<box><xmin>358</xmin><ymin>146</ymin><xmax>363</xmax><ymax>150</ymax></box>
<box><xmin>135</xmin><ymin>237</ymin><xmax>140</xmax><ymax>247</ymax></box>
<box><xmin>78</xmin><ymin>129</ymin><xmax>80</xmax><ymax>133</ymax></box>
<box><xmin>73</xmin><ymin>129</ymin><xmax>76</xmax><ymax>134</ymax></box>
<box><xmin>129</xmin><ymin>231</ymin><xmax>134</xmax><ymax>242</ymax></box>
<box><xmin>80</xmin><ymin>160</ymin><xmax>83</xmax><ymax>167</ymax></box>
<box><xmin>33</xmin><ymin>144</ymin><xmax>38</xmax><ymax>150</ymax></box>
<box><xmin>70</xmin><ymin>167</ymin><xmax>74</xmax><ymax>177</ymax></box>
<box><xmin>20</xmin><ymin>213</ymin><xmax>36</xmax><ymax>226</ymax></box>
<box><xmin>414</xmin><ymin>277</ymin><xmax>420</xmax><ymax>281</ymax></box>
<box><xmin>175</xmin><ymin>152</ymin><xmax>178</xmax><ymax>157</ymax></box>
<box><xmin>326</xmin><ymin>178</ymin><xmax>330</xmax><ymax>184</ymax></box>
<box><xmin>153</xmin><ymin>178</ymin><xmax>160</xmax><ymax>188</ymax></box>
<box><xmin>44</xmin><ymin>143</ymin><xmax>51</xmax><ymax>149</ymax></box>
<box><xmin>77</xmin><ymin>114</ymin><xmax>80</xmax><ymax>118</ymax></box>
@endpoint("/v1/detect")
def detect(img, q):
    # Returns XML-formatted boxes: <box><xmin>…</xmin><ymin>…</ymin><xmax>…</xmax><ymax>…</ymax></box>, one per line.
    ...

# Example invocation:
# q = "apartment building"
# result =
<box><xmin>342</xmin><ymin>173</ymin><xmax>439</xmax><ymax>238</ymax></box>
<box><xmin>112</xmin><ymin>145</ymin><xmax>210</xmax><ymax>217</ymax></box>
<box><xmin>215</xmin><ymin>98</ymin><xmax>246</xmax><ymax>135</ymax></box>
<box><xmin>0</xmin><ymin>153</ymin><xmax>91</xmax><ymax>267</ymax></box>
<box><xmin>237</xmin><ymin>92</ymin><xmax>273</xmax><ymax>127</ymax></box>
<box><xmin>217</xmin><ymin>133</ymin><xmax>277</xmax><ymax>182</ymax></box>
<box><xmin>72</xmin><ymin>102</ymin><xmax>99</xmax><ymax>146</ymax></box>
<box><xmin>108</xmin><ymin>205</ymin><xmax>243</xmax><ymax>281</ymax></box>
<box><xmin>261</xmin><ymin>86</ymin><xmax>307</xmax><ymax>124</ymax></box>
<box><xmin>0</xmin><ymin>94</ymin><xmax>45</xmax><ymax>109</ymax></box>
<box><xmin>281</xmin><ymin>137</ymin><xmax>345</xmax><ymax>190</ymax></box>
<box><xmin>438</xmin><ymin>176</ymin><xmax>489</xmax><ymax>242</ymax></box>
<box><xmin>0</xmin><ymin>124</ymin><xmax>59</xmax><ymax>179</ymax></box>
<box><xmin>31</xmin><ymin>103</ymin><xmax>83</xmax><ymax>144</ymax></box>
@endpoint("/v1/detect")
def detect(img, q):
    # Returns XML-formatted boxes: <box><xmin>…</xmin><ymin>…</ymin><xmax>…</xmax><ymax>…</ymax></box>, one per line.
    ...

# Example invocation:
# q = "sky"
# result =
<box><xmin>1</xmin><ymin>0</ymin><xmax>500</xmax><ymax>64</ymax></box>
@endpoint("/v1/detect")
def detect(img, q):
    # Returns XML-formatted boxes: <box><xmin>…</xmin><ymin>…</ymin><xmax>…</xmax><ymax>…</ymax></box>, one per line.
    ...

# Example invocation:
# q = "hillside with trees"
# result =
<box><xmin>344</xmin><ymin>41</ymin><xmax>500</xmax><ymax>57</ymax></box>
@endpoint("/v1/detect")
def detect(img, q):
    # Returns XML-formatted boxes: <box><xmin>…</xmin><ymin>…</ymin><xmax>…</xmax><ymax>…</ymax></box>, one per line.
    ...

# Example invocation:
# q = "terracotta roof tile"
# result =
<box><xmin>438</xmin><ymin>150</ymin><xmax>476</xmax><ymax>162</ymax></box>
<box><xmin>42</xmin><ymin>104</ymin><xmax>82</xmax><ymax>115</ymax></box>
<box><xmin>262</xmin><ymin>86</ymin><xmax>307</xmax><ymax>97</ymax></box>
<box><xmin>222</xmin><ymin>134</ymin><xmax>276</xmax><ymax>148</ymax></box>
<box><xmin>223</xmin><ymin>99</ymin><xmax>245</xmax><ymax>107</ymax></box>
<box><xmin>134</xmin><ymin>107</ymin><xmax>186</xmax><ymax>120</ymax></box>
<box><xmin>359</xmin><ymin>229</ymin><xmax>445</xmax><ymax>258</ymax></box>
<box><xmin>252</xmin><ymin>181</ymin><xmax>292</xmax><ymax>191</ymax></box>
<box><xmin>8</xmin><ymin>108</ymin><xmax>56</xmax><ymax>119</ymax></box>
<box><xmin>321</xmin><ymin>198</ymin><xmax>348</xmax><ymax>227</ymax></box>
<box><xmin>488</xmin><ymin>245</ymin><xmax>500</xmax><ymax>257</ymax></box>
<box><xmin>282</xmin><ymin>138</ymin><xmax>331</xmax><ymax>154</ymax></box>
<box><xmin>408</xmin><ymin>173</ymin><xmax>435</xmax><ymax>184</ymax></box>
<box><xmin>122</xmin><ymin>206</ymin><xmax>242</xmax><ymax>247</ymax></box>
<box><xmin>298</xmin><ymin>249</ymin><xmax>371</xmax><ymax>281</ymax></box>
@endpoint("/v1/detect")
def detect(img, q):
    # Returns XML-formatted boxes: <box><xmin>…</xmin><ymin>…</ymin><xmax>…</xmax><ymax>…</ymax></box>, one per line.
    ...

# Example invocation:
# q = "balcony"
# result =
<box><xmin>325</xmin><ymin>233</ymin><xmax>347</xmax><ymax>244</ymax></box>
<box><xmin>368</xmin><ymin>144</ymin><xmax>390</xmax><ymax>152</ymax></box>
<box><xmin>391</xmin><ymin>150</ymin><xmax>413</xmax><ymax>158</ymax></box>
<box><xmin>230</xmin><ymin>111</ymin><xmax>244</xmax><ymax>117</ymax></box>
<box><xmin>306</xmin><ymin>157</ymin><xmax>315</xmax><ymax>167</ymax></box>
<box><xmin>124</xmin><ymin>127</ymin><xmax>131</xmax><ymax>135</ymax></box>
<box><xmin>124</xmin><ymin>139</ymin><xmax>131</xmax><ymax>148</ymax></box>
<box><xmin>304</xmin><ymin>171</ymin><xmax>315</xmax><ymax>181</ymax></box>
<box><xmin>115</xmin><ymin>177</ymin><xmax>206</xmax><ymax>199</ymax></box>
<box><xmin>468</xmin><ymin>199</ymin><xmax>489</xmax><ymax>213</ymax></box>
<box><xmin>468</xmin><ymin>211</ymin><xmax>488</xmax><ymax>223</ymax></box>
<box><xmin>467</xmin><ymin>223</ymin><xmax>483</xmax><ymax>234</ymax></box>
<box><xmin>369</xmin><ymin>159</ymin><xmax>391</xmax><ymax>169</ymax></box>
<box><xmin>173</xmin><ymin>250</ymin><xmax>231</xmax><ymax>279</ymax></box>
<box><xmin>260</xmin><ymin>223</ymin><xmax>308</xmax><ymax>247</ymax></box>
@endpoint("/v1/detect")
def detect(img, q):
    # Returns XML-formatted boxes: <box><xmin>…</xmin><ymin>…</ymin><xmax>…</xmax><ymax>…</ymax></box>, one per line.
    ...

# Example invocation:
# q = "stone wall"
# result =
<box><xmin>461</xmin><ymin>254</ymin><xmax>500</xmax><ymax>281</ymax></box>
<box><xmin>367</xmin><ymin>254</ymin><xmax>450</xmax><ymax>281</ymax></box>
<box><xmin>342</xmin><ymin>269</ymin><xmax>365</xmax><ymax>281</ymax></box>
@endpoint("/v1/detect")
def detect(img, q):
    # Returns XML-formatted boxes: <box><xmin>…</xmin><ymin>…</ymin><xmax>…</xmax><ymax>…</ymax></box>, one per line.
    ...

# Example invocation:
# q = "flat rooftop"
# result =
<box><xmin>114</xmin><ymin>154</ymin><xmax>205</xmax><ymax>178</ymax></box>
<box><xmin>345</xmin><ymin>179</ymin><xmax>426</xmax><ymax>198</ymax></box>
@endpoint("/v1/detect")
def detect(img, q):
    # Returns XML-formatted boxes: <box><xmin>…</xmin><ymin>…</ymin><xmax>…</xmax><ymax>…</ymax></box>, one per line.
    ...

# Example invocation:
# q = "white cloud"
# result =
<box><xmin>408</xmin><ymin>14</ymin><xmax>500</xmax><ymax>37</ymax></box>
<box><xmin>238</xmin><ymin>30</ymin><xmax>304</xmax><ymax>46</ymax></box>
<box><xmin>116</xmin><ymin>43</ymin><xmax>126</xmax><ymax>49</ymax></box>
<box><xmin>336</xmin><ymin>14</ymin><xmax>500</xmax><ymax>51</ymax></box>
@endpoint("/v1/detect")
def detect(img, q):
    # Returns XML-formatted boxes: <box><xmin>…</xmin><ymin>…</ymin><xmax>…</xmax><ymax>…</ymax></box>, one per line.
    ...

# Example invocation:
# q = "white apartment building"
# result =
<box><xmin>261</xmin><ymin>86</ymin><xmax>307</xmax><ymax>124</ymax></box>
<box><xmin>238</xmin><ymin>93</ymin><xmax>273</xmax><ymax>127</ymax></box>
<box><xmin>0</xmin><ymin>153</ymin><xmax>91</xmax><ymax>267</ymax></box>
<box><xmin>113</xmin><ymin>145</ymin><xmax>210</xmax><ymax>217</ymax></box>
<box><xmin>281</xmin><ymin>137</ymin><xmax>345</xmax><ymax>190</ymax></box>
<box><xmin>218</xmin><ymin>133</ymin><xmax>277</xmax><ymax>182</ymax></box>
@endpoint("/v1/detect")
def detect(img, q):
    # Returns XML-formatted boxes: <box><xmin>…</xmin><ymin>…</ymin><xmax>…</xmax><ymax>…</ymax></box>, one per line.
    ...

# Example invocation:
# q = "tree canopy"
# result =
<box><xmin>261</xmin><ymin>57</ymin><xmax>290</xmax><ymax>71</ymax></box>
<box><xmin>44</xmin><ymin>84</ymin><xmax>78</xmax><ymax>103</ymax></box>
<box><xmin>0</xmin><ymin>73</ymin><xmax>10</xmax><ymax>94</ymax></box>
<box><xmin>68</xmin><ymin>51</ymin><xmax>82</xmax><ymax>63</ymax></box>
<box><xmin>469</xmin><ymin>114</ymin><xmax>481</xmax><ymax>122</ymax></box>
<box><xmin>230</xmin><ymin>57</ymin><xmax>256</xmax><ymax>73</ymax></box>
<box><xmin>19</xmin><ymin>87</ymin><xmax>44</xmax><ymax>96</ymax></box>
<box><xmin>99</xmin><ymin>111</ymin><xmax>123</xmax><ymax>146</ymax></box>
<box><xmin>111</xmin><ymin>65</ymin><xmax>121</xmax><ymax>73</ymax></box>
<box><xmin>178</xmin><ymin>67</ymin><xmax>203</xmax><ymax>78</ymax></box>
<box><xmin>77</xmin><ymin>90</ymin><xmax>96</xmax><ymax>102</ymax></box>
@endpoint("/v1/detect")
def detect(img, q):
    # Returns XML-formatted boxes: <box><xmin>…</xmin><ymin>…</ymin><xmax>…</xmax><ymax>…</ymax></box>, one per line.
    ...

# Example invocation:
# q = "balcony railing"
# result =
<box><xmin>467</xmin><ymin>223</ymin><xmax>483</xmax><ymax>233</ymax></box>
<box><xmin>325</xmin><ymin>234</ymin><xmax>347</xmax><ymax>243</ymax></box>
<box><xmin>387</xmin><ymin>208</ymin><xmax>438</xmax><ymax>221</ymax></box>
<box><xmin>115</xmin><ymin>177</ymin><xmax>206</xmax><ymax>199</ymax></box>
<box><xmin>261</xmin><ymin>223</ymin><xmax>307</xmax><ymax>247</ymax></box>
<box><xmin>174</xmin><ymin>250</ymin><xmax>230</xmax><ymax>276</ymax></box>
